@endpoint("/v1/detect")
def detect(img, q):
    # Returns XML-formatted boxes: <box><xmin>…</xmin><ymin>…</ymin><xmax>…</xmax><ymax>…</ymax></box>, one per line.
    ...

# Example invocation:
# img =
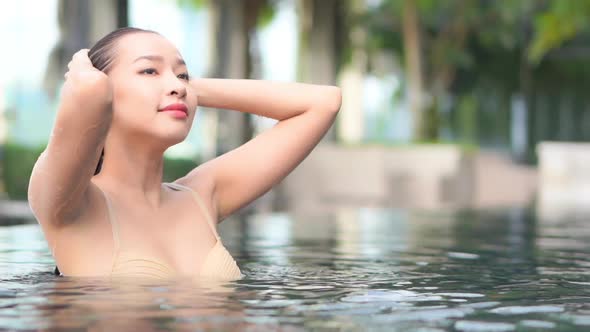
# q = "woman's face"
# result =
<box><xmin>107</xmin><ymin>33</ymin><xmax>198</xmax><ymax>147</ymax></box>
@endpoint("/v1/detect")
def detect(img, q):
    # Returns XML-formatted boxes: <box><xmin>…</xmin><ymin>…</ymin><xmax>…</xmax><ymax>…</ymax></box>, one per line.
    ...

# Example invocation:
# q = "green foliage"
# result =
<box><xmin>162</xmin><ymin>157</ymin><xmax>200</xmax><ymax>183</ymax></box>
<box><xmin>420</xmin><ymin>96</ymin><xmax>440</xmax><ymax>141</ymax></box>
<box><xmin>257</xmin><ymin>1</ymin><xmax>276</xmax><ymax>28</ymax></box>
<box><xmin>1</xmin><ymin>143</ymin><xmax>44</xmax><ymax>200</ymax></box>
<box><xmin>0</xmin><ymin>143</ymin><xmax>200</xmax><ymax>201</ymax></box>
<box><xmin>404</xmin><ymin>0</ymin><xmax>590</xmax><ymax>66</ymax></box>
<box><xmin>365</xmin><ymin>0</ymin><xmax>590</xmax><ymax>147</ymax></box>
<box><xmin>456</xmin><ymin>94</ymin><xmax>478</xmax><ymax>145</ymax></box>
<box><xmin>176</xmin><ymin>0</ymin><xmax>207</xmax><ymax>10</ymax></box>
<box><xmin>529</xmin><ymin>0</ymin><xmax>590</xmax><ymax>63</ymax></box>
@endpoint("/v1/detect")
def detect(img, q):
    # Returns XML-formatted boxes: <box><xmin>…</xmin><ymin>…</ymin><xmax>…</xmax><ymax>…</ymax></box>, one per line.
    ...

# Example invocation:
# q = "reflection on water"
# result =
<box><xmin>0</xmin><ymin>207</ymin><xmax>589</xmax><ymax>331</ymax></box>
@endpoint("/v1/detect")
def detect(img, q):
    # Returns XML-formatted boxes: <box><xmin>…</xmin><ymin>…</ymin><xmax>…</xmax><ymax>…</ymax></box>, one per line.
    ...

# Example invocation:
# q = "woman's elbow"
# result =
<box><xmin>316</xmin><ymin>85</ymin><xmax>342</xmax><ymax>114</ymax></box>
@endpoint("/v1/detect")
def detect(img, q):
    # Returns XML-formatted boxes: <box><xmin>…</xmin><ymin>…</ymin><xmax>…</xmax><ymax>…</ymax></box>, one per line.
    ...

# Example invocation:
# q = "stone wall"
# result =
<box><xmin>274</xmin><ymin>144</ymin><xmax>478</xmax><ymax>212</ymax></box>
<box><xmin>264</xmin><ymin>144</ymin><xmax>539</xmax><ymax>213</ymax></box>
<box><xmin>537</xmin><ymin>141</ymin><xmax>590</xmax><ymax>221</ymax></box>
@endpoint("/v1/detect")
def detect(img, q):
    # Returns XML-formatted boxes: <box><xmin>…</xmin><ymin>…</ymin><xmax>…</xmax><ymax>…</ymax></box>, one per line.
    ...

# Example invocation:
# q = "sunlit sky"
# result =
<box><xmin>0</xmin><ymin>0</ymin><xmax>59</xmax><ymax>86</ymax></box>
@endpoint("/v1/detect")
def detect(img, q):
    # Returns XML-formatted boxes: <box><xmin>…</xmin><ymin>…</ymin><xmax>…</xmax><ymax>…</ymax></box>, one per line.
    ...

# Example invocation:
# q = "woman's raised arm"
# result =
<box><xmin>177</xmin><ymin>79</ymin><xmax>342</xmax><ymax>222</ymax></box>
<box><xmin>28</xmin><ymin>50</ymin><xmax>113</xmax><ymax>227</ymax></box>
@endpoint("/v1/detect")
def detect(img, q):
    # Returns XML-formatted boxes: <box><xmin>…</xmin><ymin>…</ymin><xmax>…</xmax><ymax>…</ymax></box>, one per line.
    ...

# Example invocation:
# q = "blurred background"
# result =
<box><xmin>1</xmin><ymin>0</ymin><xmax>590</xmax><ymax>221</ymax></box>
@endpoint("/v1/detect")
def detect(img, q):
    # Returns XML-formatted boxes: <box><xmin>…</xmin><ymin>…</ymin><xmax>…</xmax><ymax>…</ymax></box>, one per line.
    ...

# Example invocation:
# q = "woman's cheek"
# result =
<box><xmin>132</xmin><ymin>84</ymin><xmax>160</xmax><ymax>111</ymax></box>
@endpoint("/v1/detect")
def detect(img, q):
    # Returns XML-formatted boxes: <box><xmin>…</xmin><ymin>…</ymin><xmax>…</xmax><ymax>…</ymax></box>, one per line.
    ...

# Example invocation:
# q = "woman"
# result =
<box><xmin>28</xmin><ymin>27</ymin><xmax>341</xmax><ymax>281</ymax></box>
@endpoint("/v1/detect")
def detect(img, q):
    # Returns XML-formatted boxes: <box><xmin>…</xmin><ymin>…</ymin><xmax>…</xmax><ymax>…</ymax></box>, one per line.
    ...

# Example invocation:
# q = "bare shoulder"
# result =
<box><xmin>173</xmin><ymin>164</ymin><xmax>220</xmax><ymax>222</ymax></box>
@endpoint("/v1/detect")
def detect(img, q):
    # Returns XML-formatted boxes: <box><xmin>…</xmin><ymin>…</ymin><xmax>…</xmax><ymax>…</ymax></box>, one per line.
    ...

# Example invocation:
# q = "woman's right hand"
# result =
<box><xmin>63</xmin><ymin>49</ymin><xmax>112</xmax><ymax>102</ymax></box>
<box><xmin>30</xmin><ymin>50</ymin><xmax>114</xmax><ymax>226</ymax></box>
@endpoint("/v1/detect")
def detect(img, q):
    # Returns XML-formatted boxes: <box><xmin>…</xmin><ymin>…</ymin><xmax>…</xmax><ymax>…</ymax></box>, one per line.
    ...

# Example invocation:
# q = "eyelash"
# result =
<box><xmin>140</xmin><ymin>68</ymin><xmax>190</xmax><ymax>81</ymax></box>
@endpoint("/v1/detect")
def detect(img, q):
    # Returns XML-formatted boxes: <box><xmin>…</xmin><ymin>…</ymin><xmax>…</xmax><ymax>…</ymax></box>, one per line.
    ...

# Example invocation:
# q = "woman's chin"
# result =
<box><xmin>160</xmin><ymin>133</ymin><xmax>188</xmax><ymax>147</ymax></box>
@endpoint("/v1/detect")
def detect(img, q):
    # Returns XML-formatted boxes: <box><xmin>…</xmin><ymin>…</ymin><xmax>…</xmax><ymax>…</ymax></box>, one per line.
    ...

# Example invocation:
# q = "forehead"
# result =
<box><xmin>114</xmin><ymin>33</ymin><xmax>184</xmax><ymax>64</ymax></box>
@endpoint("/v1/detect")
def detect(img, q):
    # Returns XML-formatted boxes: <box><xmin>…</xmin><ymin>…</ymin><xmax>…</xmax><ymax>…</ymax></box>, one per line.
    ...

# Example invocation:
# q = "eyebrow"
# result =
<box><xmin>133</xmin><ymin>55</ymin><xmax>186</xmax><ymax>66</ymax></box>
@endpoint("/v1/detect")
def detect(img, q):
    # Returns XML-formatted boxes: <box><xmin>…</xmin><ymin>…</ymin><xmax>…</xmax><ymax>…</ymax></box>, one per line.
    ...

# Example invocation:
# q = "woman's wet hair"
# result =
<box><xmin>88</xmin><ymin>27</ymin><xmax>158</xmax><ymax>175</ymax></box>
<box><xmin>88</xmin><ymin>26</ymin><xmax>157</xmax><ymax>72</ymax></box>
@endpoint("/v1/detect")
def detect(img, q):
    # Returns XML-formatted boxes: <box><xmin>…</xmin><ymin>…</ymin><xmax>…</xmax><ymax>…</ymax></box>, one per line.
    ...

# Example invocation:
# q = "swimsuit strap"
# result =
<box><xmin>164</xmin><ymin>182</ymin><xmax>220</xmax><ymax>239</ymax></box>
<box><xmin>96</xmin><ymin>186</ymin><xmax>122</xmax><ymax>267</ymax></box>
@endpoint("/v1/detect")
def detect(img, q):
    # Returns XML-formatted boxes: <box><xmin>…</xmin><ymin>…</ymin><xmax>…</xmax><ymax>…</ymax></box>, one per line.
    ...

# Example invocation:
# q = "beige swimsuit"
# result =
<box><xmin>95</xmin><ymin>182</ymin><xmax>243</xmax><ymax>281</ymax></box>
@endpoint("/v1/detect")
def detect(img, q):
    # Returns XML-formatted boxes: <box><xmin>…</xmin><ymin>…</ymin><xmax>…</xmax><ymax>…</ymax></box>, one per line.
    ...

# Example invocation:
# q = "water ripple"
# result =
<box><xmin>0</xmin><ymin>208</ymin><xmax>588</xmax><ymax>330</ymax></box>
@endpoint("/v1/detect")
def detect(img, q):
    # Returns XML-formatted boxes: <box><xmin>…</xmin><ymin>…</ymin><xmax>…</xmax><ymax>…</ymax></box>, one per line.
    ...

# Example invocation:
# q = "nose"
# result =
<box><xmin>166</xmin><ymin>71</ymin><xmax>187</xmax><ymax>98</ymax></box>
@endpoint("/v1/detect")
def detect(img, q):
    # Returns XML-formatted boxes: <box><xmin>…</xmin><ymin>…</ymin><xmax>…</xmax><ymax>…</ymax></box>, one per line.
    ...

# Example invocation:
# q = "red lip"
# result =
<box><xmin>159</xmin><ymin>103</ymin><xmax>188</xmax><ymax>114</ymax></box>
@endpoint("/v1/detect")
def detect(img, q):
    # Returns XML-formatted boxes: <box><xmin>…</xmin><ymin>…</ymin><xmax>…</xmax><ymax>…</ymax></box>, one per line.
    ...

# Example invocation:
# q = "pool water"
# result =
<box><xmin>0</xmin><ymin>207</ymin><xmax>588</xmax><ymax>331</ymax></box>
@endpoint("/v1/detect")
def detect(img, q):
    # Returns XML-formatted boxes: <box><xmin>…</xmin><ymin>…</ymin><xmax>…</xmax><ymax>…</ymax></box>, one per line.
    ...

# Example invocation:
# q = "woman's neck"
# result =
<box><xmin>93</xmin><ymin>144</ymin><xmax>167</xmax><ymax>209</ymax></box>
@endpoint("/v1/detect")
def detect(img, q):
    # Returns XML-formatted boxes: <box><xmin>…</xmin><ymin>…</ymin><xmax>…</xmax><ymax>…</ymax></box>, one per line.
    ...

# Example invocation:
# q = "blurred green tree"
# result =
<box><xmin>367</xmin><ymin>0</ymin><xmax>590</xmax><ymax>150</ymax></box>
<box><xmin>529</xmin><ymin>0</ymin><xmax>590</xmax><ymax>63</ymax></box>
<box><xmin>369</xmin><ymin>0</ymin><xmax>518</xmax><ymax>142</ymax></box>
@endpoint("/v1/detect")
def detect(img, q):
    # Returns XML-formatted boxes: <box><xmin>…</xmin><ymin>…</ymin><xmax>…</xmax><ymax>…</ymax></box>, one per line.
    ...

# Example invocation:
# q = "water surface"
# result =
<box><xmin>0</xmin><ymin>207</ymin><xmax>588</xmax><ymax>331</ymax></box>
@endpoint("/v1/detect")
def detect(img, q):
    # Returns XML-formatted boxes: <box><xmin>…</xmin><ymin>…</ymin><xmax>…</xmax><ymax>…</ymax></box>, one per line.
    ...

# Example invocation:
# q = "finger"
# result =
<box><xmin>79</xmin><ymin>49</ymin><xmax>90</xmax><ymax>61</ymax></box>
<box><xmin>73</xmin><ymin>51</ymin><xmax>85</xmax><ymax>60</ymax></box>
<box><xmin>69</xmin><ymin>60</ymin><xmax>88</xmax><ymax>71</ymax></box>
<box><xmin>68</xmin><ymin>63</ymin><xmax>83</xmax><ymax>72</ymax></box>
<box><xmin>73</xmin><ymin>50</ymin><xmax>91</xmax><ymax>63</ymax></box>
<box><xmin>75</xmin><ymin>48</ymin><xmax>89</xmax><ymax>56</ymax></box>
